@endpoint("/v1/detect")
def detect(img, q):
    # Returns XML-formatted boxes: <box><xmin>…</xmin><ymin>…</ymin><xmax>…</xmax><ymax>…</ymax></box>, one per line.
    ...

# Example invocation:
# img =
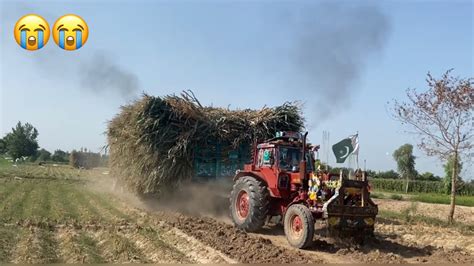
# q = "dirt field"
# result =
<box><xmin>0</xmin><ymin>165</ymin><xmax>473</xmax><ymax>264</ymax></box>
<box><xmin>374</xmin><ymin>198</ymin><xmax>474</xmax><ymax>225</ymax></box>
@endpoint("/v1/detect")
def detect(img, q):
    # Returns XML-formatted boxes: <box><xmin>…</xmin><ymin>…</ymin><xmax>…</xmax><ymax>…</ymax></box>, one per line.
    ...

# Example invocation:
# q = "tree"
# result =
<box><xmin>37</xmin><ymin>148</ymin><xmax>51</xmax><ymax>162</ymax></box>
<box><xmin>443</xmin><ymin>155</ymin><xmax>463</xmax><ymax>194</ymax></box>
<box><xmin>418</xmin><ymin>171</ymin><xmax>442</xmax><ymax>181</ymax></box>
<box><xmin>376</xmin><ymin>170</ymin><xmax>400</xmax><ymax>179</ymax></box>
<box><xmin>391</xmin><ymin>70</ymin><xmax>473</xmax><ymax>223</ymax></box>
<box><xmin>3</xmin><ymin>121</ymin><xmax>39</xmax><ymax>159</ymax></box>
<box><xmin>51</xmin><ymin>149</ymin><xmax>68</xmax><ymax>162</ymax></box>
<box><xmin>393</xmin><ymin>144</ymin><xmax>417</xmax><ymax>193</ymax></box>
<box><xmin>0</xmin><ymin>138</ymin><xmax>6</xmax><ymax>154</ymax></box>
<box><xmin>365</xmin><ymin>169</ymin><xmax>377</xmax><ymax>178</ymax></box>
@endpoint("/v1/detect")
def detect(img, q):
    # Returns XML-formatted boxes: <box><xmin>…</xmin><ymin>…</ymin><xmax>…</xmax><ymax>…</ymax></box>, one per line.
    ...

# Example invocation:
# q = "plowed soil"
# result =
<box><xmin>0</xmin><ymin>165</ymin><xmax>473</xmax><ymax>264</ymax></box>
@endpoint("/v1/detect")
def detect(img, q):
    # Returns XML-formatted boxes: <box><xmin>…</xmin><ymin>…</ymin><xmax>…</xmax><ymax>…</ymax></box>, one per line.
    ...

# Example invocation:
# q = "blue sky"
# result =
<box><xmin>0</xmin><ymin>0</ymin><xmax>472</xmax><ymax>178</ymax></box>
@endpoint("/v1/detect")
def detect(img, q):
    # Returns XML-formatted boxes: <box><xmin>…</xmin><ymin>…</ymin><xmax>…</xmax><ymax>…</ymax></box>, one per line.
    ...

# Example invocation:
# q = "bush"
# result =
<box><xmin>36</xmin><ymin>148</ymin><xmax>51</xmax><ymax>162</ymax></box>
<box><xmin>51</xmin><ymin>149</ymin><xmax>69</xmax><ymax>163</ymax></box>
<box><xmin>390</xmin><ymin>194</ymin><xmax>403</xmax><ymax>200</ymax></box>
<box><xmin>373</xmin><ymin>170</ymin><xmax>400</xmax><ymax>179</ymax></box>
<box><xmin>370</xmin><ymin>192</ymin><xmax>383</xmax><ymax>199</ymax></box>
<box><xmin>370</xmin><ymin>178</ymin><xmax>473</xmax><ymax>195</ymax></box>
<box><xmin>400</xmin><ymin>202</ymin><xmax>418</xmax><ymax>222</ymax></box>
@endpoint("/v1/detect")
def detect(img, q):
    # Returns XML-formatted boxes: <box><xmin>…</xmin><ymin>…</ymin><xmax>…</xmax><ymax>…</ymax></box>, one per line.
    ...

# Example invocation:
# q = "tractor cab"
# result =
<box><xmin>240</xmin><ymin>131</ymin><xmax>314</xmax><ymax>198</ymax></box>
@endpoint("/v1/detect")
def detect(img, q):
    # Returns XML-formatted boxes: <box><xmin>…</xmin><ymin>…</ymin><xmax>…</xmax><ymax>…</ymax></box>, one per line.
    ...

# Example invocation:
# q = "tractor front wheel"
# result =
<box><xmin>230</xmin><ymin>176</ymin><xmax>269</xmax><ymax>232</ymax></box>
<box><xmin>284</xmin><ymin>204</ymin><xmax>314</xmax><ymax>249</ymax></box>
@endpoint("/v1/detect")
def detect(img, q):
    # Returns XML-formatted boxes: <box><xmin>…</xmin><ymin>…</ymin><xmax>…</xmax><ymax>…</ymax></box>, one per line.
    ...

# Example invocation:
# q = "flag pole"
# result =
<box><xmin>356</xmin><ymin>131</ymin><xmax>359</xmax><ymax>170</ymax></box>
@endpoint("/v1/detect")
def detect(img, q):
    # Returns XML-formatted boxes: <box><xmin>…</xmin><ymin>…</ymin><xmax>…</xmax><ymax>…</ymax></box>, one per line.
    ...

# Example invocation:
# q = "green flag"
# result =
<box><xmin>332</xmin><ymin>138</ymin><xmax>354</xmax><ymax>163</ymax></box>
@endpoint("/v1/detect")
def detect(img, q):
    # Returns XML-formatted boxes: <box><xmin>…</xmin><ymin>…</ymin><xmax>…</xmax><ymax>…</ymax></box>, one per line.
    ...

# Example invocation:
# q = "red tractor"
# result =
<box><xmin>230</xmin><ymin>131</ymin><xmax>378</xmax><ymax>249</ymax></box>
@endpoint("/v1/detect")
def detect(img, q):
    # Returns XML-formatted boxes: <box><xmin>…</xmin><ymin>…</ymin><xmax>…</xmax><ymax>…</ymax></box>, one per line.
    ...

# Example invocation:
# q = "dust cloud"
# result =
<box><xmin>144</xmin><ymin>179</ymin><xmax>233</xmax><ymax>220</ymax></box>
<box><xmin>91</xmin><ymin>174</ymin><xmax>233</xmax><ymax>221</ymax></box>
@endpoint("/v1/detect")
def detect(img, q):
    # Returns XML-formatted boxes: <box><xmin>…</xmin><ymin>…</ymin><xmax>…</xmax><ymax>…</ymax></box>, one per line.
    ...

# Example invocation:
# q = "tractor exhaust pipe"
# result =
<box><xmin>300</xmin><ymin>132</ymin><xmax>308</xmax><ymax>185</ymax></box>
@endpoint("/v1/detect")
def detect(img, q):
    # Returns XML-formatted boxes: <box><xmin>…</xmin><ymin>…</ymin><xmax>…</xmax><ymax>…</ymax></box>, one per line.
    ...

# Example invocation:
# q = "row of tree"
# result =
<box><xmin>391</xmin><ymin>143</ymin><xmax>464</xmax><ymax>193</ymax></box>
<box><xmin>0</xmin><ymin>121</ymin><xmax>69</xmax><ymax>163</ymax></box>
<box><xmin>0</xmin><ymin>122</ymin><xmax>107</xmax><ymax>168</ymax></box>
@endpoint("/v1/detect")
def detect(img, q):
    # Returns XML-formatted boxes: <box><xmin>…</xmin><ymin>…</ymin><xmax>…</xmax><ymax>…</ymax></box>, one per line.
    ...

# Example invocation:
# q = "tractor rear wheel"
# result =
<box><xmin>230</xmin><ymin>176</ymin><xmax>269</xmax><ymax>232</ymax></box>
<box><xmin>284</xmin><ymin>204</ymin><xmax>314</xmax><ymax>249</ymax></box>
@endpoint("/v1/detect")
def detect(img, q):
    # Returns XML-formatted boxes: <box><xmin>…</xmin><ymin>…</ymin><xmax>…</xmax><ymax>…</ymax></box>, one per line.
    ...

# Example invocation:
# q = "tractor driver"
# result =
<box><xmin>279</xmin><ymin>147</ymin><xmax>299</xmax><ymax>171</ymax></box>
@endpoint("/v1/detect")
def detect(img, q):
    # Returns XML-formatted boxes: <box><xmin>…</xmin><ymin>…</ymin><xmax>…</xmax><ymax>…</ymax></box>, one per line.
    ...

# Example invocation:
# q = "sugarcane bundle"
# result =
<box><xmin>69</xmin><ymin>150</ymin><xmax>101</xmax><ymax>169</ymax></box>
<box><xmin>107</xmin><ymin>91</ymin><xmax>304</xmax><ymax>195</ymax></box>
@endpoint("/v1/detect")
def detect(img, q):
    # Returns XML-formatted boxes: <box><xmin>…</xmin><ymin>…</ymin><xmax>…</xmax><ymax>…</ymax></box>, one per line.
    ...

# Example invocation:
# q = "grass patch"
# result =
<box><xmin>64</xmin><ymin>184</ymin><xmax>105</xmax><ymax>222</ymax></box>
<box><xmin>20</xmin><ymin>181</ymin><xmax>52</xmax><ymax>221</ymax></box>
<box><xmin>370</xmin><ymin>192</ymin><xmax>383</xmax><ymax>199</ymax></box>
<box><xmin>87</xmin><ymin>192</ymin><xmax>130</xmax><ymax>221</ymax></box>
<box><xmin>0</xmin><ymin>181</ymin><xmax>36</xmax><ymax>221</ymax></box>
<box><xmin>100</xmin><ymin>232</ymin><xmax>146</xmax><ymax>262</ymax></box>
<box><xmin>0</xmin><ymin>157</ymin><xmax>11</xmax><ymax>169</ymax></box>
<box><xmin>389</xmin><ymin>194</ymin><xmax>403</xmax><ymax>200</ymax></box>
<box><xmin>372</xmin><ymin>190</ymin><xmax>474</xmax><ymax>207</ymax></box>
<box><xmin>139</xmin><ymin>227</ymin><xmax>191</xmax><ymax>262</ymax></box>
<box><xmin>34</xmin><ymin>229</ymin><xmax>61</xmax><ymax>263</ymax></box>
<box><xmin>412</xmin><ymin>193</ymin><xmax>474</xmax><ymax>207</ymax></box>
<box><xmin>76</xmin><ymin>232</ymin><xmax>105</xmax><ymax>263</ymax></box>
<box><xmin>0</xmin><ymin>226</ymin><xmax>20</xmax><ymax>262</ymax></box>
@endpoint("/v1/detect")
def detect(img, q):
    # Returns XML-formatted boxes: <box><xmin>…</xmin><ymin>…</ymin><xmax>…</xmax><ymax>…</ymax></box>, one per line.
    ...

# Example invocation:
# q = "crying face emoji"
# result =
<box><xmin>14</xmin><ymin>14</ymin><xmax>50</xmax><ymax>51</ymax></box>
<box><xmin>52</xmin><ymin>14</ymin><xmax>89</xmax><ymax>51</ymax></box>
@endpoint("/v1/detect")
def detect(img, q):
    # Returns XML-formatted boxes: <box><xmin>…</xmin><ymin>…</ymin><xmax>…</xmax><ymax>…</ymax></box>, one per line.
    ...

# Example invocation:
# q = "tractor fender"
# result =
<box><xmin>233</xmin><ymin>171</ymin><xmax>275</xmax><ymax>197</ymax></box>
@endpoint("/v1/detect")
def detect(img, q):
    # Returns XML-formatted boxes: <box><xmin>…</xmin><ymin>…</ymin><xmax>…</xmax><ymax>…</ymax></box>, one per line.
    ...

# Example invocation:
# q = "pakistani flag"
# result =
<box><xmin>332</xmin><ymin>134</ymin><xmax>359</xmax><ymax>163</ymax></box>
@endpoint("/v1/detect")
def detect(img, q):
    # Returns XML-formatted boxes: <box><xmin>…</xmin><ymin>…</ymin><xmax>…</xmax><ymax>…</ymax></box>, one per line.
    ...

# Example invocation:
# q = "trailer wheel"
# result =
<box><xmin>230</xmin><ymin>176</ymin><xmax>269</xmax><ymax>232</ymax></box>
<box><xmin>284</xmin><ymin>204</ymin><xmax>314</xmax><ymax>249</ymax></box>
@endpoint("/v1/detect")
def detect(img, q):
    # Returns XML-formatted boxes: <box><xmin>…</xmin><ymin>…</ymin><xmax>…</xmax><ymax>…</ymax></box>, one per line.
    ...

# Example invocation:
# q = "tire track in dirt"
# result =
<box><xmin>90</xmin><ymin>194</ymin><xmax>230</xmax><ymax>263</ymax></box>
<box><xmin>88</xmin><ymin>182</ymin><xmax>320</xmax><ymax>264</ymax></box>
<box><xmin>62</xmin><ymin>192</ymin><xmax>186</xmax><ymax>263</ymax></box>
<box><xmin>160</xmin><ymin>223</ymin><xmax>237</xmax><ymax>263</ymax></box>
<box><xmin>85</xmin><ymin>176</ymin><xmax>474</xmax><ymax>264</ymax></box>
<box><xmin>102</xmin><ymin>195</ymin><xmax>241</xmax><ymax>263</ymax></box>
<box><xmin>116</xmin><ymin>228</ymin><xmax>192</xmax><ymax>263</ymax></box>
<box><xmin>171</xmin><ymin>214</ymin><xmax>320</xmax><ymax>264</ymax></box>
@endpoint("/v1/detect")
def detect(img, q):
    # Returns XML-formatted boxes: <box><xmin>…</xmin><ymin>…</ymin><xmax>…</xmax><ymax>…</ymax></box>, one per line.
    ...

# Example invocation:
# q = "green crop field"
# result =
<box><xmin>371</xmin><ymin>190</ymin><xmax>474</xmax><ymax>207</ymax></box>
<box><xmin>0</xmin><ymin>165</ymin><xmax>192</xmax><ymax>263</ymax></box>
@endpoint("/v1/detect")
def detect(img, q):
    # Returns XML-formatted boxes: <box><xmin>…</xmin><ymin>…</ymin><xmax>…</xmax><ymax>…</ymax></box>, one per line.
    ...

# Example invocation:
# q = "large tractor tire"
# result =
<box><xmin>284</xmin><ymin>204</ymin><xmax>314</xmax><ymax>249</ymax></box>
<box><xmin>230</xmin><ymin>176</ymin><xmax>269</xmax><ymax>232</ymax></box>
